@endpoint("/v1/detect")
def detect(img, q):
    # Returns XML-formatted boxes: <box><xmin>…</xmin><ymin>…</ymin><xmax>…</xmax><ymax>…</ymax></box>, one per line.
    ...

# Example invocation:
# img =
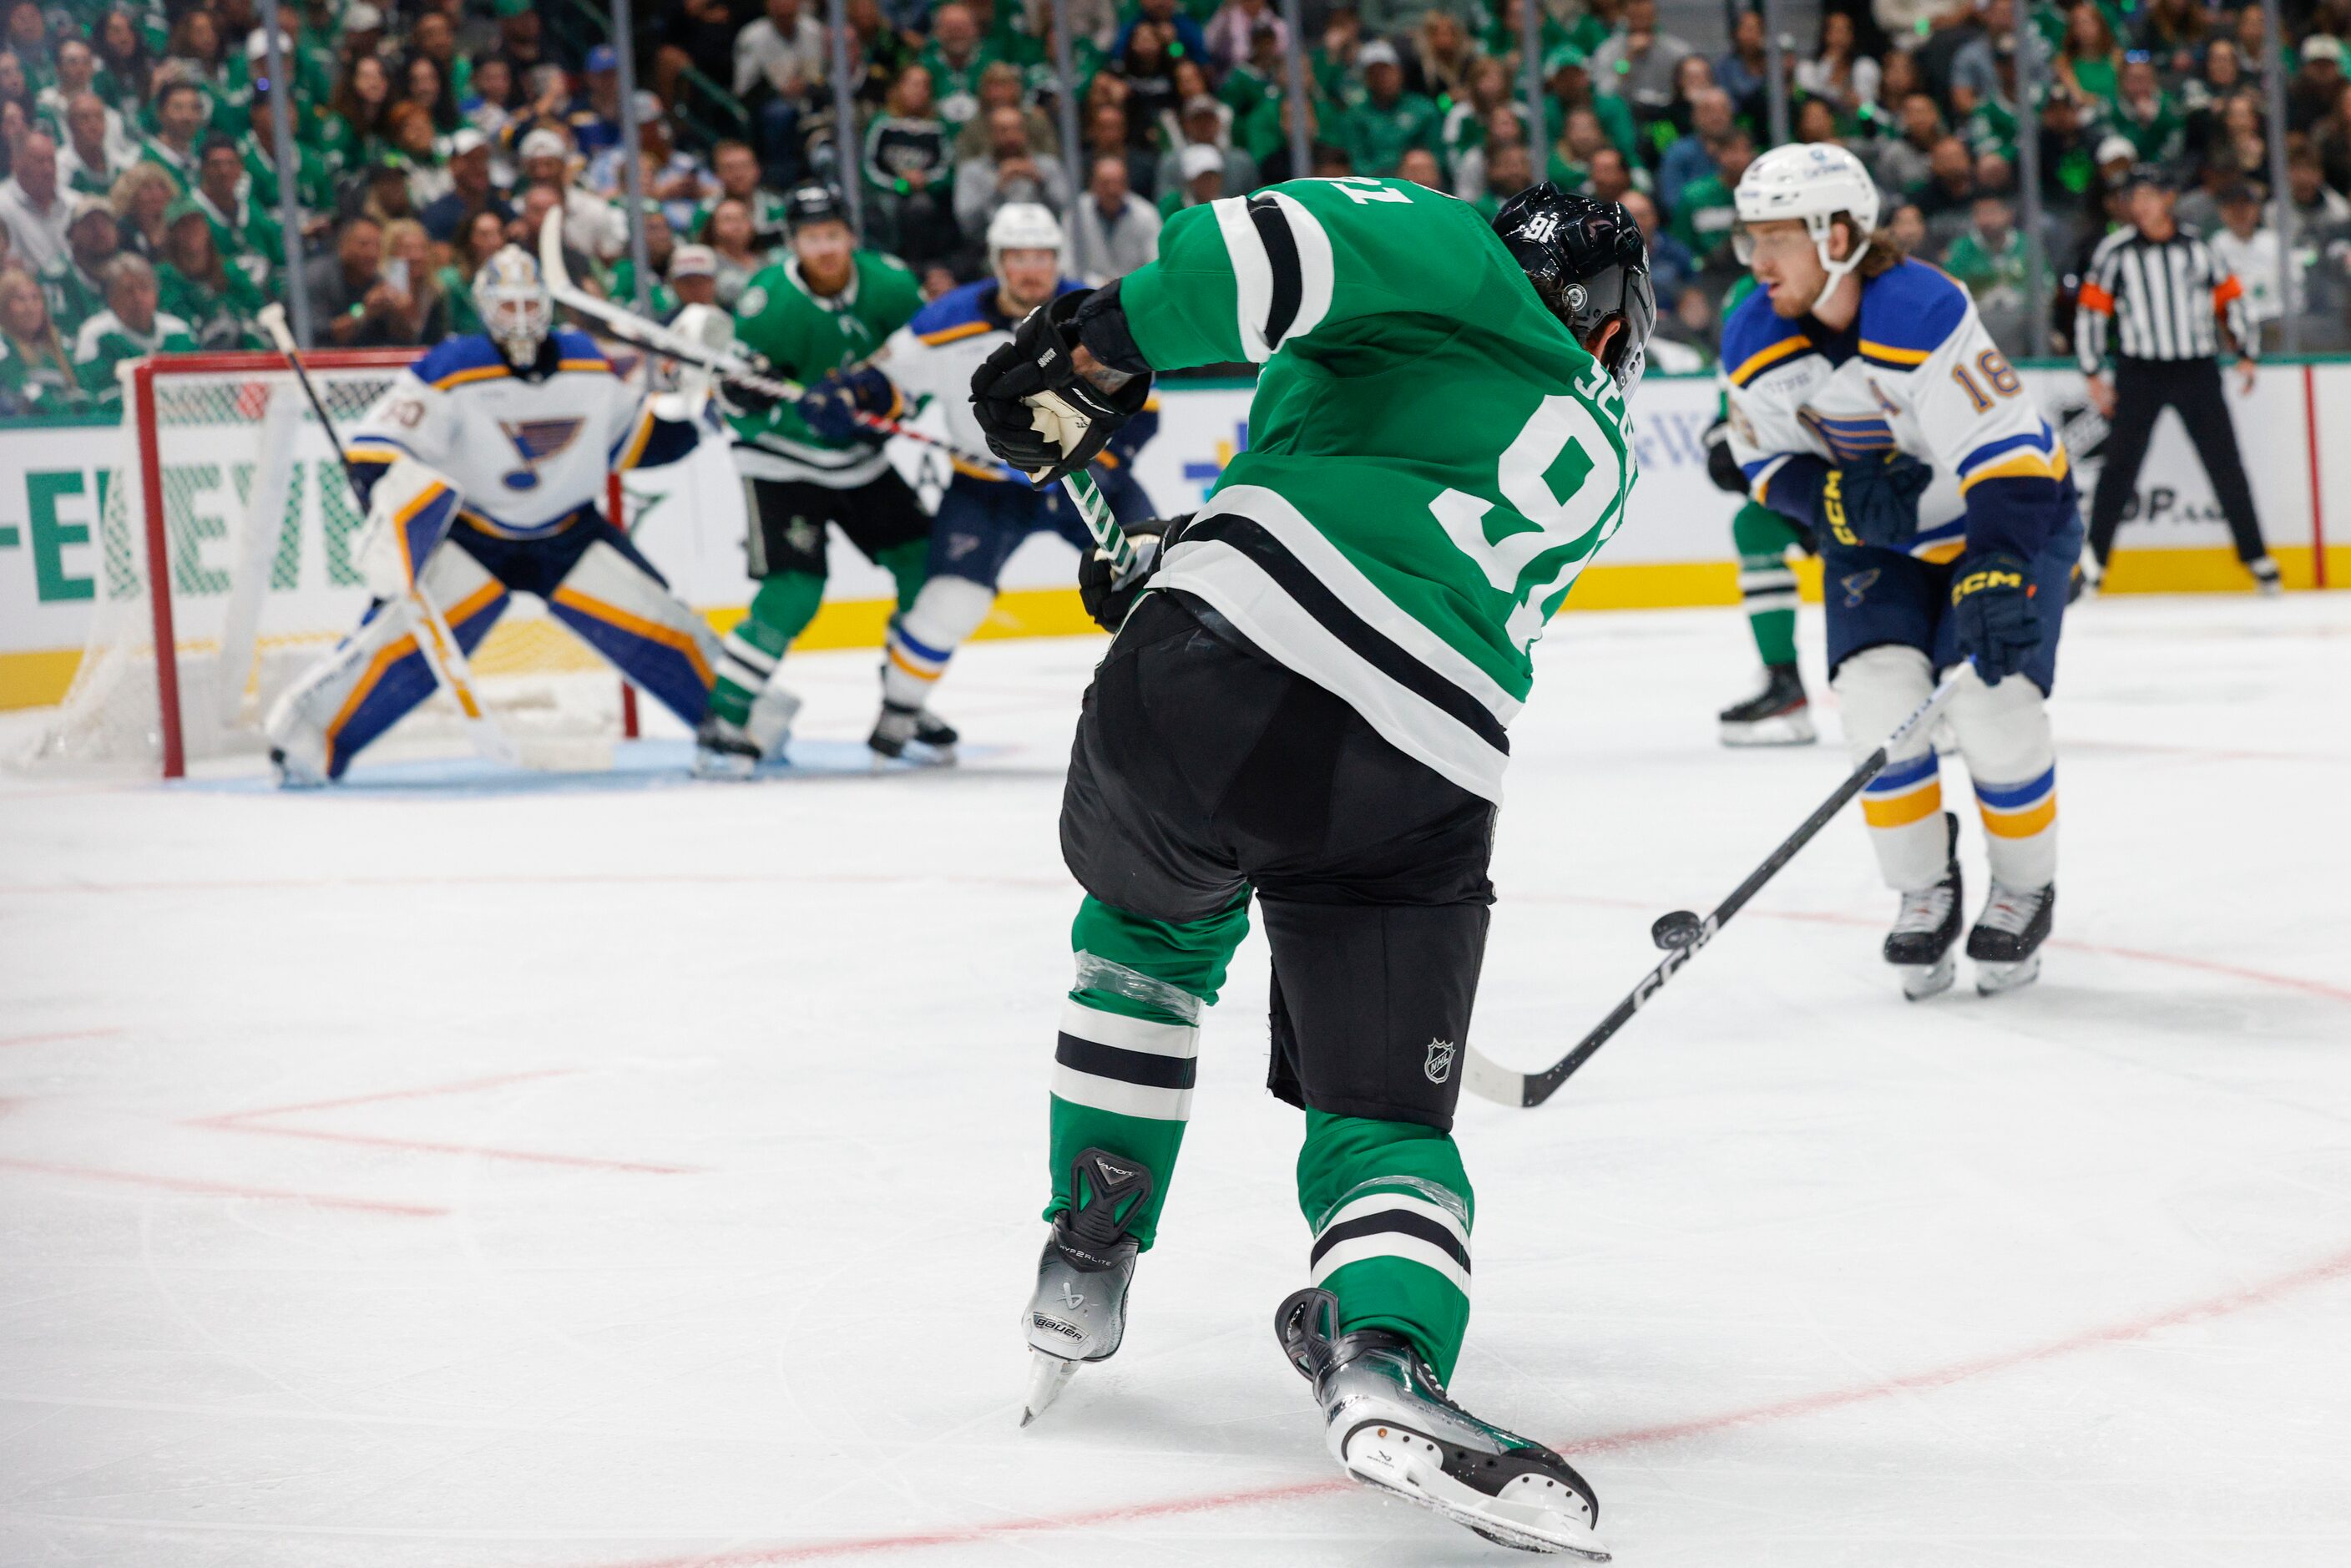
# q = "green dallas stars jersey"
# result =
<box><xmin>1121</xmin><ymin>177</ymin><xmax>1638</xmax><ymax>803</ymax></box>
<box><xmin>727</xmin><ymin>250</ymin><xmax>923</xmax><ymax>488</ymax></box>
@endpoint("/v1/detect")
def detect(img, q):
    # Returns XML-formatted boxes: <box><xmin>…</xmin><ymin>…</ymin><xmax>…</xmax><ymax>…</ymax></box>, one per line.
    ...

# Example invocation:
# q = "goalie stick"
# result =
<box><xmin>256</xmin><ymin>303</ymin><xmax>518</xmax><ymax>768</ymax></box>
<box><xmin>533</xmin><ymin>210</ymin><xmax>1137</xmax><ymax>579</ymax></box>
<box><xmin>1461</xmin><ymin>665</ymin><xmax>1971</xmax><ymax>1108</ymax></box>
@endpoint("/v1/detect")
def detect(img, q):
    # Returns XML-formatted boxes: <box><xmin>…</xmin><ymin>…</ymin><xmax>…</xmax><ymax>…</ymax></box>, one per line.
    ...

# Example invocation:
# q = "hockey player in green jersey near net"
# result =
<box><xmin>1708</xmin><ymin>270</ymin><xmax>1821</xmax><ymax>746</ymax></box>
<box><xmin>694</xmin><ymin>184</ymin><xmax>928</xmax><ymax>777</ymax></box>
<box><xmin>969</xmin><ymin>179</ymin><xmax>1656</xmax><ymax>1559</ymax></box>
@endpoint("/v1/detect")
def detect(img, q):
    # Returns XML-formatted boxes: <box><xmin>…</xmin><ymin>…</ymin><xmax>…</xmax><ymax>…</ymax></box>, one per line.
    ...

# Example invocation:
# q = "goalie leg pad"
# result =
<box><xmin>544</xmin><ymin>526</ymin><xmax>720</xmax><ymax>726</ymax></box>
<box><xmin>1944</xmin><ymin>664</ymin><xmax>2058</xmax><ymax>891</ymax></box>
<box><xmin>882</xmin><ymin>574</ymin><xmax>994</xmax><ymax>709</ymax></box>
<box><xmin>265</xmin><ymin>544</ymin><xmax>508</xmax><ymax>778</ymax></box>
<box><xmin>1833</xmin><ymin>644</ymin><xmax>1950</xmax><ymax>893</ymax></box>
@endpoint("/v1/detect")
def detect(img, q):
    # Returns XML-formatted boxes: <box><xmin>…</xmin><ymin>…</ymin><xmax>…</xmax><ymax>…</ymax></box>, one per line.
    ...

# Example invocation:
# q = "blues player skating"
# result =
<box><xmin>796</xmin><ymin>203</ymin><xmax>1157</xmax><ymax>761</ymax></box>
<box><xmin>1721</xmin><ymin>145</ymin><xmax>2072</xmax><ymax>997</ymax></box>
<box><xmin>263</xmin><ymin>248</ymin><xmax>717</xmax><ymax>784</ymax></box>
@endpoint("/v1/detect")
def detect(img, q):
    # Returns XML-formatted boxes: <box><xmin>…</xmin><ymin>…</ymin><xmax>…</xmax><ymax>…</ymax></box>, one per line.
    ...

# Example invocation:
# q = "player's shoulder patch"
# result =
<box><xmin>908</xmin><ymin>279</ymin><xmax>998</xmax><ymax>345</ymax></box>
<box><xmin>1857</xmin><ymin>260</ymin><xmax>1969</xmax><ymax>372</ymax></box>
<box><xmin>414</xmin><ymin>334</ymin><xmax>511</xmax><ymax>390</ymax></box>
<box><xmin>551</xmin><ymin>328</ymin><xmax>614</xmax><ymax>375</ymax></box>
<box><xmin>1720</xmin><ymin>286</ymin><xmax>1813</xmax><ymax>388</ymax></box>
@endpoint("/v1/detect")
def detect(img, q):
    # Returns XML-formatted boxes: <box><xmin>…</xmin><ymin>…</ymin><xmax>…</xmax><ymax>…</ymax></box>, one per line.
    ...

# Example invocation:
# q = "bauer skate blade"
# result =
<box><xmin>268</xmin><ymin>746</ymin><xmax>328</xmax><ymax>790</ymax></box>
<box><xmin>868</xmin><ymin>701</ymin><xmax>958</xmax><ymax>766</ymax></box>
<box><xmin>1277</xmin><ymin>1288</ymin><xmax>1608</xmax><ymax>1560</ymax></box>
<box><xmin>1969</xmin><ymin>881</ymin><xmax>2053</xmax><ymax>996</ymax></box>
<box><xmin>1019</xmin><ymin>1149</ymin><xmax>1150</xmax><ymax>1426</ymax></box>
<box><xmin>745</xmin><ymin>686</ymin><xmax>802</xmax><ymax>761</ymax></box>
<box><xmin>1021</xmin><ymin>1348</ymin><xmax>1079</xmax><ymax>1426</ymax></box>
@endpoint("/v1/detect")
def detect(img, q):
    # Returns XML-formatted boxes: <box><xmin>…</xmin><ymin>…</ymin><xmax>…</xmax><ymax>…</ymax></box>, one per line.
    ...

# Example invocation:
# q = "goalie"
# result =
<box><xmin>264</xmin><ymin>247</ymin><xmax>718</xmax><ymax>785</ymax></box>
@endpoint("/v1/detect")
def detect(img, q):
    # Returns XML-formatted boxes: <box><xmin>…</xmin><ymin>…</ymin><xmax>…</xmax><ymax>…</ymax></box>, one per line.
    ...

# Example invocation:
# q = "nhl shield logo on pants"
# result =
<box><xmin>1424</xmin><ymin>1039</ymin><xmax>1456</xmax><ymax>1085</ymax></box>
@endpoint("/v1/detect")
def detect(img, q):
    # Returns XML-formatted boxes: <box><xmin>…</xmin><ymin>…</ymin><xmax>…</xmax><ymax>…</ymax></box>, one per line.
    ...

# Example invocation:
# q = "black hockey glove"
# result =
<box><xmin>1828</xmin><ymin>453</ymin><xmax>1934</xmax><ymax>549</ymax></box>
<box><xmin>969</xmin><ymin>289</ymin><xmax>1152</xmax><ymax>487</ymax></box>
<box><xmin>1949</xmin><ymin>550</ymin><xmax>2041</xmax><ymax>685</ymax></box>
<box><xmin>718</xmin><ymin>352</ymin><xmax>789</xmax><ymax>417</ymax></box>
<box><xmin>1078</xmin><ymin>514</ymin><xmax>1188</xmax><ymax>632</ymax></box>
<box><xmin>1703</xmin><ymin>417</ymin><xmax>1747</xmax><ymax>495</ymax></box>
<box><xmin>796</xmin><ymin>367</ymin><xmax>897</xmax><ymax>443</ymax></box>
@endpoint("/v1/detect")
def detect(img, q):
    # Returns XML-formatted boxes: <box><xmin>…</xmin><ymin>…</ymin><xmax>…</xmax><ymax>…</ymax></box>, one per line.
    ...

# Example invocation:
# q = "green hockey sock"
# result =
<box><xmin>875</xmin><ymin>539</ymin><xmax>929</xmax><ymax>617</ymax></box>
<box><xmin>711</xmin><ymin>572</ymin><xmax>825</xmax><ymax>725</ymax></box>
<box><xmin>1297</xmin><ymin>1109</ymin><xmax>1475</xmax><ymax>1383</ymax></box>
<box><xmin>1732</xmin><ymin>501</ymin><xmax>1803</xmax><ymax>668</ymax></box>
<box><xmin>1044</xmin><ymin>893</ymin><xmax>1251</xmax><ymax>1251</ymax></box>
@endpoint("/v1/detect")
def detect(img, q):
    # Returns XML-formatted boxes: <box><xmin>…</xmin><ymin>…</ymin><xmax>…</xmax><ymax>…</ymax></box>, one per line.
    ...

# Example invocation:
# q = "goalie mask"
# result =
<box><xmin>1493</xmin><ymin>184</ymin><xmax>1656</xmax><ymax>397</ymax></box>
<box><xmin>473</xmin><ymin>245</ymin><xmax>554</xmax><ymax>366</ymax></box>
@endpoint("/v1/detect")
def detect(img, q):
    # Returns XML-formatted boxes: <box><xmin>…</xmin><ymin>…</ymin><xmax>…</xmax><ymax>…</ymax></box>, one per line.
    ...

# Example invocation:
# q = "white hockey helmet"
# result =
<box><xmin>473</xmin><ymin>244</ymin><xmax>553</xmax><ymax>365</ymax></box>
<box><xmin>986</xmin><ymin>201</ymin><xmax>1064</xmax><ymax>276</ymax></box>
<box><xmin>1733</xmin><ymin>143</ymin><xmax>1883</xmax><ymax>281</ymax></box>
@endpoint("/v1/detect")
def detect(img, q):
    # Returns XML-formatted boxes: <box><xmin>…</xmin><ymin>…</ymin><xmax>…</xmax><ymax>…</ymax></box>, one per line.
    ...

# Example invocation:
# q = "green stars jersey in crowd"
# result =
<box><xmin>726</xmin><ymin>250</ymin><xmax>924</xmax><ymax>488</ymax></box>
<box><xmin>1120</xmin><ymin>176</ymin><xmax>1638</xmax><ymax>803</ymax></box>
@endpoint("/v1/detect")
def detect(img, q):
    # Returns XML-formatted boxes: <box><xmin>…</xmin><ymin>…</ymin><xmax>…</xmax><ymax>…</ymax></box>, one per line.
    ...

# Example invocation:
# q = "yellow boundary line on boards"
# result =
<box><xmin>3</xmin><ymin>546</ymin><xmax>2340</xmax><ymax>711</ymax></box>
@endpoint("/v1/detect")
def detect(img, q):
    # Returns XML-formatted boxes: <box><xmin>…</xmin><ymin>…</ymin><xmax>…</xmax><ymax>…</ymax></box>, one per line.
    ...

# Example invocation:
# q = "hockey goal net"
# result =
<box><xmin>29</xmin><ymin>350</ymin><xmax>635</xmax><ymax>776</ymax></box>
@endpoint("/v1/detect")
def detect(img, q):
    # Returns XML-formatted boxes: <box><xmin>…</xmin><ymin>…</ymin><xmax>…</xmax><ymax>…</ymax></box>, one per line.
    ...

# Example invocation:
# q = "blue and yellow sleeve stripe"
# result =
<box><xmin>1956</xmin><ymin>426</ymin><xmax>2069</xmax><ymax>496</ymax></box>
<box><xmin>1726</xmin><ymin>333</ymin><xmax>1813</xmax><ymax>387</ymax></box>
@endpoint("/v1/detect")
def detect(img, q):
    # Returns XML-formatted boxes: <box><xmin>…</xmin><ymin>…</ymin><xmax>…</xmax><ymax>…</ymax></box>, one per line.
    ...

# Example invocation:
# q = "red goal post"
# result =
<box><xmin>40</xmin><ymin>348</ymin><xmax>640</xmax><ymax>778</ymax></box>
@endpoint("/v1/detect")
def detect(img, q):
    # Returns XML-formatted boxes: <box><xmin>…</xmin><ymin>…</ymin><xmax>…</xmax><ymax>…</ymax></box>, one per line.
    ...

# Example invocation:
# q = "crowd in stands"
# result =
<box><xmin>3</xmin><ymin>0</ymin><xmax>2349</xmax><ymax>417</ymax></box>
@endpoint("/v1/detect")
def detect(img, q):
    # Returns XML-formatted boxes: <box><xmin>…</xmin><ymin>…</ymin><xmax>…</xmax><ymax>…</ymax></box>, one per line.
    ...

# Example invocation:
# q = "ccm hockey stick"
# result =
<box><xmin>1462</xmin><ymin>665</ymin><xmax>1971</xmax><ymax>1108</ymax></box>
<box><xmin>533</xmin><ymin>210</ymin><xmax>1136</xmax><ymax>576</ymax></box>
<box><xmin>256</xmin><ymin>304</ymin><xmax>518</xmax><ymax>767</ymax></box>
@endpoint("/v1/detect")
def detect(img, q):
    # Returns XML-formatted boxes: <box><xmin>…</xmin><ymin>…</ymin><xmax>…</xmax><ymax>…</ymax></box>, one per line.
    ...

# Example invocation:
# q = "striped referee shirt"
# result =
<box><xmin>2076</xmin><ymin>225</ymin><xmax>2254</xmax><ymax>372</ymax></box>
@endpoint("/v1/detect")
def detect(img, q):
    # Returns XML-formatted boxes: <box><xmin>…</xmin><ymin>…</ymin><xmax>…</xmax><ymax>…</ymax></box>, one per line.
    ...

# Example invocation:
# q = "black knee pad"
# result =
<box><xmin>1261</xmin><ymin>898</ymin><xmax>1489</xmax><ymax>1131</ymax></box>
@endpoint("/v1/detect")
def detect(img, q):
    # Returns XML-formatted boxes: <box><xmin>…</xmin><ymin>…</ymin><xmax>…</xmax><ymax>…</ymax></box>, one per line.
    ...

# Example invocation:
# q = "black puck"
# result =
<box><xmin>1651</xmin><ymin>910</ymin><xmax>1704</xmax><ymax>950</ymax></box>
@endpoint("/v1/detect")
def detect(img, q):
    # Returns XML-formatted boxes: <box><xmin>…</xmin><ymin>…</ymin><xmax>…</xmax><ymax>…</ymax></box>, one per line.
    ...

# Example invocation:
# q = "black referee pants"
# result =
<box><xmin>2087</xmin><ymin>356</ymin><xmax>2268</xmax><ymax>566</ymax></box>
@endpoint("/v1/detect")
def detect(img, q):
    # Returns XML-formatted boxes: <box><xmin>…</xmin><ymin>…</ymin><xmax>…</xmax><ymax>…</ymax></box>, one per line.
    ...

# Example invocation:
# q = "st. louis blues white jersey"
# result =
<box><xmin>870</xmin><ymin>278</ymin><xmax>1084</xmax><ymax>483</ymax></box>
<box><xmin>1721</xmin><ymin>259</ymin><xmax>2070</xmax><ymax>563</ymax></box>
<box><xmin>346</xmin><ymin>331</ymin><xmax>674</xmax><ymax>537</ymax></box>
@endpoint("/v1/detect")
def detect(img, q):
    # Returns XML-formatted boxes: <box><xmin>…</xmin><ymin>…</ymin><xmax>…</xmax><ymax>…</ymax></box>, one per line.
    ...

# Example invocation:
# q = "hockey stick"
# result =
<box><xmin>256</xmin><ymin>304</ymin><xmax>518</xmax><ymax>768</ymax></box>
<box><xmin>531</xmin><ymin>210</ymin><xmax>1019</xmax><ymax>477</ymax></box>
<box><xmin>1461</xmin><ymin>665</ymin><xmax>1971</xmax><ymax>1109</ymax></box>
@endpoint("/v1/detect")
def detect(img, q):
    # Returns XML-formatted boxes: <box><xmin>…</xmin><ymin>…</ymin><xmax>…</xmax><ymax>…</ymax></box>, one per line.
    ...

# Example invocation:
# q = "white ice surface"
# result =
<box><xmin>1</xmin><ymin>594</ymin><xmax>2347</xmax><ymax>1568</ymax></box>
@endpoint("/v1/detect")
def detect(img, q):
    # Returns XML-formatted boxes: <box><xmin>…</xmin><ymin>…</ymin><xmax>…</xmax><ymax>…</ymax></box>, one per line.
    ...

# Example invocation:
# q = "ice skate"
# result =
<box><xmin>1717</xmin><ymin>662</ymin><xmax>1816</xmax><ymax>746</ymax></box>
<box><xmin>1021</xmin><ymin>1148</ymin><xmax>1149</xmax><ymax>1424</ymax></box>
<box><xmin>1885</xmin><ymin>813</ymin><xmax>1962</xmax><ymax>1000</ymax></box>
<box><xmin>2249</xmin><ymin>555</ymin><xmax>2282</xmax><ymax>596</ymax></box>
<box><xmin>691</xmin><ymin>713</ymin><xmax>761</xmax><ymax>780</ymax></box>
<box><xmin>744</xmin><ymin>686</ymin><xmax>801</xmax><ymax>759</ymax></box>
<box><xmin>867</xmin><ymin>699</ymin><xmax>958</xmax><ymax>764</ymax></box>
<box><xmin>1969</xmin><ymin>880</ymin><xmax>2054</xmax><ymax>995</ymax></box>
<box><xmin>1275</xmin><ymin>1288</ymin><xmax>1607</xmax><ymax>1559</ymax></box>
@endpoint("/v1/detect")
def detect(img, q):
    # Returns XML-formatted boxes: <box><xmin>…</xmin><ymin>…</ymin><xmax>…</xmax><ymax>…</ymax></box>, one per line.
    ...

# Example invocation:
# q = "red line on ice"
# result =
<box><xmin>0</xmin><ymin>1027</ymin><xmax>124</xmax><ymax>1049</ymax></box>
<box><xmin>582</xmin><ymin>1238</ymin><xmax>2351</xmax><ymax>1568</ymax></box>
<box><xmin>0</xmin><ymin>1156</ymin><xmax>447</xmax><ymax>1216</ymax></box>
<box><xmin>208</xmin><ymin>1068</ymin><xmax>579</xmax><ymax>1122</ymax></box>
<box><xmin>196</xmin><ymin>1119</ymin><xmax>699</xmax><ymax>1175</ymax></box>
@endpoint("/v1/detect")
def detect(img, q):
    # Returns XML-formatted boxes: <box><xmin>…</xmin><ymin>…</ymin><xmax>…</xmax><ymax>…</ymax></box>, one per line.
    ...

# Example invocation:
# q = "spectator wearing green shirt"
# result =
<box><xmin>437</xmin><ymin>209</ymin><xmax>510</xmax><ymax>337</ymax></box>
<box><xmin>1544</xmin><ymin>46</ymin><xmax>1641</xmax><ymax>164</ymax></box>
<box><xmin>1157</xmin><ymin>142</ymin><xmax>1228</xmax><ymax>220</ymax></box>
<box><xmin>40</xmin><ymin>197</ymin><xmax>118</xmax><ymax>341</ymax></box>
<box><xmin>135</xmin><ymin>78</ymin><xmax>207</xmax><ymax>197</ymax></box>
<box><xmin>1670</xmin><ymin>126</ymin><xmax>1750</xmax><ymax>271</ymax></box>
<box><xmin>155</xmin><ymin>197</ymin><xmax>265</xmax><ymax>351</ymax></box>
<box><xmin>1341</xmin><ymin>40</ymin><xmax>1438</xmax><ymax>179</ymax></box>
<box><xmin>2109</xmin><ymin>55</ymin><xmax>2182</xmax><ymax>163</ymax></box>
<box><xmin>56</xmin><ymin>90</ymin><xmax>134</xmax><ymax>198</ymax></box>
<box><xmin>189</xmin><ymin>136</ymin><xmax>281</xmax><ymax>289</ymax></box>
<box><xmin>1944</xmin><ymin>194</ymin><xmax>2032</xmax><ymax>307</ymax></box>
<box><xmin>71</xmin><ymin>253</ymin><xmax>195</xmax><ymax>406</ymax></box>
<box><xmin>0</xmin><ymin>266</ymin><xmax>84</xmax><ymax>416</ymax></box>
<box><xmin>918</xmin><ymin>3</ymin><xmax>999</xmax><ymax>135</ymax></box>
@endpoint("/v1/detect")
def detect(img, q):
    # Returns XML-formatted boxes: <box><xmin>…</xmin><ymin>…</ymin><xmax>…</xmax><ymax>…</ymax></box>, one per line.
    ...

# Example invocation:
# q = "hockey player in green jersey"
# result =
<box><xmin>1708</xmin><ymin>270</ymin><xmax>1820</xmax><ymax>745</ymax></box>
<box><xmin>971</xmin><ymin>180</ymin><xmax>1654</xmax><ymax>1559</ymax></box>
<box><xmin>695</xmin><ymin>184</ymin><xmax>928</xmax><ymax>776</ymax></box>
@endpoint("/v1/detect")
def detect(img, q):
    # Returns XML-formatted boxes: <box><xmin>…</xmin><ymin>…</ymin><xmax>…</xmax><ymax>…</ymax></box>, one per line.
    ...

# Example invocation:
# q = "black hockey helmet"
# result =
<box><xmin>784</xmin><ymin>182</ymin><xmax>852</xmax><ymax>233</ymax></box>
<box><xmin>1494</xmin><ymin>184</ymin><xmax>1656</xmax><ymax>394</ymax></box>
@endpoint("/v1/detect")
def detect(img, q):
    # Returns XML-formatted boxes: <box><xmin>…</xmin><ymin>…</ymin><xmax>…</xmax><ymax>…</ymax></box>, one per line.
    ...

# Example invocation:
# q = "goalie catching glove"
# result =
<box><xmin>969</xmin><ymin>286</ymin><xmax>1153</xmax><ymax>486</ymax></box>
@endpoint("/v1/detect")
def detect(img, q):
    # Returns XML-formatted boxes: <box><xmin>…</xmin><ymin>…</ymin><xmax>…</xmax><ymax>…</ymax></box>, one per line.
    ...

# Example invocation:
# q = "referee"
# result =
<box><xmin>2076</xmin><ymin>167</ymin><xmax>2279</xmax><ymax>594</ymax></box>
